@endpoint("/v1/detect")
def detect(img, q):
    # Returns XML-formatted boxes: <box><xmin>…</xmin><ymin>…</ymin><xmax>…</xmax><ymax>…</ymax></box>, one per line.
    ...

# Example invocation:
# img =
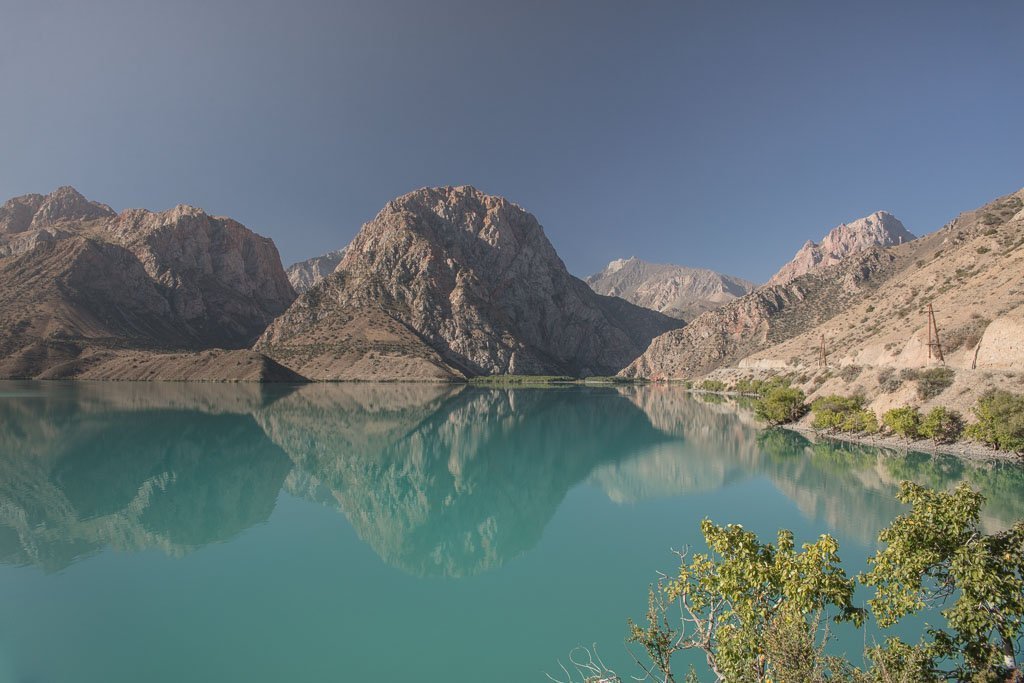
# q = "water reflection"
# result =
<box><xmin>0</xmin><ymin>381</ymin><xmax>1021</xmax><ymax>575</ymax></box>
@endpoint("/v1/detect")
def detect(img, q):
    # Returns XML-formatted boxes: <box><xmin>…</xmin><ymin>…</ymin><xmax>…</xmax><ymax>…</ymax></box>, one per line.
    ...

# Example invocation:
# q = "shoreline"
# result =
<box><xmin>782</xmin><ymin>423</ymin><xmax>1024</xmax><ymax>465</ymax></box>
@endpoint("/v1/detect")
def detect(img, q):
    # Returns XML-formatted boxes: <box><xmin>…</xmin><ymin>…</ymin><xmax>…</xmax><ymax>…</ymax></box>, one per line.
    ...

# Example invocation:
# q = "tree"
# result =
<box><xmin>627</xmin><ymin>520</ymin><xmax>861</xmax><ymax>682</ymax></box>
<box><xmin>919</xmin><ymin>406</ymin><xmax>964</xmax><ymax>445</ymax></box>
<box><xmin>754</xmin><ymin>387</ymin><xmax>808</xmax><ymax>426</ymax></box>
<box><xmin>862</xmin><ymin>482</ymin><xmax>1024</xmax><ymax>681</ymax></box>
<box><xmin>883</xmin><ymin>406</ymin><xmax>922</xmax><ymax>439</ymax></box>
<box><xmin>967</xmin><ymin>390</ymin><xmax>1024</xmax><ymax>453</ymax></box>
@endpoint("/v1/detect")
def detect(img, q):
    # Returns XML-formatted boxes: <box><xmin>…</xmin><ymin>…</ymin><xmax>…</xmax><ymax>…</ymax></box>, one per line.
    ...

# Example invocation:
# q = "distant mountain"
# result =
<box><xmin>622</xmin><ymin>188</ymin><xmax>1024</xmax><ymax>414</ymax></box>
<box><xmin>0</xmin><ymin>186</ymin><xmax>298</xmax><ymax>379</ymax></box>
<box><xmin>257</xmin><ymin>186</ymin><xmax>683</xmax><ymax>380</ymax></box>
<box><xmin>585</xmin><ymin>257</ymin><xmax>755</xmax><ymax>320</ymax></box>
<box><xmin>286</xmin><ymin>247</ymin><xmax>348</xmax><ymax>293</ymax></box>
<box><xmin>768</xmin><ymin>211</ymin><xmax>914</xmax><ymax>285</ymax></box>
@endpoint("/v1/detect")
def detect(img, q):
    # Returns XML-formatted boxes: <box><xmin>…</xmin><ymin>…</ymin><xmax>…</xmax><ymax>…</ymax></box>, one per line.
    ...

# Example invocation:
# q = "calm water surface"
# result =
<box><xmin>1</xmin><ymin>381</ymin><xmax>1023</xmax><ymax>682</ymax></box>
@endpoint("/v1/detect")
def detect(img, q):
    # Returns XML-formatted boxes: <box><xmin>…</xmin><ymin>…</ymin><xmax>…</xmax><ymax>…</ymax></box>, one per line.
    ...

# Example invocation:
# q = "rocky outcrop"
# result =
<box><xmin>768</xmin><ymin>211</ymin><xmax>914</xmax><ymax>285</ymax></box>
<box><xmin>286</xmin><ymin>247</ymin><xmax>348</xmax><ymax>293</ymax></box>
<box><xmin>585</xmin><ymin>257</ymin><xmax>755</xmax><ymax>320</ymax></box>
<box><xmin>0</xmin><ymin>187</ymin><xmax>297</xmax><ymax>379</ymax></box>
<box><xmin>257</xmin><ymin>186</ymin><xmax>682</xmax><ymax>379</ymax></box>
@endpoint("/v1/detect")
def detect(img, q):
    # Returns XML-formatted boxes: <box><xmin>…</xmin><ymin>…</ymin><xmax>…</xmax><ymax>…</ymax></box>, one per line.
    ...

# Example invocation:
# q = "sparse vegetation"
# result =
<box><xmin>876</xmin><ymin>367</ymin><xmax>903</xmax><ymax>392</ymax></box>
<box><xmin>914</xmin><ymin>367</ymin><xmax>955</xmax><ymax>400</ymax></box>
<box><xmin>838</xmin><ymin>364</ymin><xmax>862</xmax><ymax>382</ymax></box>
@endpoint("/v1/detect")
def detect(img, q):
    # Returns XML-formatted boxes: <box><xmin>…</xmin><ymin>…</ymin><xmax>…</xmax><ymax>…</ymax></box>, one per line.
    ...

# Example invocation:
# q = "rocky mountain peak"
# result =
<box><xmin>768</xmin><ymin>210</ymin><xmax>914</xmax><ymax>285</ymax></box>
<box><xmin>586</xmin><ymin>257</ymin><xmax>756</xmax><ymax>320</ymax></box>
<box><xmin>257</xmin><ymin>186</ymin><xmax>681</xmax><ymax>379</ymax></box>
<box><xmin>32</xmin><ymin>186</ymin><xmax>116</xmax><ymax>228</ymax></box>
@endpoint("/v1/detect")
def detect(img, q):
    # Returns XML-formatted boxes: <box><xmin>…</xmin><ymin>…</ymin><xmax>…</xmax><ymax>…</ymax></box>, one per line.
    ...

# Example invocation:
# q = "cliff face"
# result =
<box><xmin>768</xmin><ymin>211</ymin><xmax>914</xmax><ymax>285</ymax></box>
<box><xmin>257</xmin><ymin>186</ymin><xmax>682</xmax><ymax>379</ymax></box>
<box><xmin>0</xmin><ymin>187</ymin><xmax>297</xmax><ymax>379</ymax></box>
<box><xmin>286</xmin><ymin>247</ymin><xmax>348</xmax><ymax>293</ymax></box>
<box><xmin>586</xmin><ymin>257</ymin><xmax>755</xmax><ymax>320</ymax></box>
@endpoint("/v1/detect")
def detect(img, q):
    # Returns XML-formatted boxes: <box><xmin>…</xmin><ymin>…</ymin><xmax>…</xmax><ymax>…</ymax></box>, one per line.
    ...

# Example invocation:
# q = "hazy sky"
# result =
<box><xmin>2</xmin><ymin>0</ymin><xmax>1022</xmax><ymax>282</ymax></box>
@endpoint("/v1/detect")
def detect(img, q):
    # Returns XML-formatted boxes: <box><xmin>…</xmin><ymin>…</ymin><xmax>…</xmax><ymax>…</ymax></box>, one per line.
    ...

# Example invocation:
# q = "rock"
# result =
<box><xmin>257</xmin><ymin>186</ymin><xmax>682</xmax><ymax>379</ymax></box>
<box><xmin>586</xmin><ymin>256</ymin><xmax>755</xmax><ymax>320</ymax></box>
<box><xmin>286</xmin><ymin>247</ymin><xmax>348</xmax><ymax>293</ymax></box>
<box><xmin>768</xmin><ymin>211</ymin><xmax>914</xmax><ymax>285</ymax></box>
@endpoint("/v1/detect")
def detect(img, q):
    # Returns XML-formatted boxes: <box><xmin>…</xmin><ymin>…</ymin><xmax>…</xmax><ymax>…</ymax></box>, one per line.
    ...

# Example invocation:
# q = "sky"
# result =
<box><xmin>2</xmin><ymin>0</ymin><xmax>1022</xmax><ymax>283</ymax></box>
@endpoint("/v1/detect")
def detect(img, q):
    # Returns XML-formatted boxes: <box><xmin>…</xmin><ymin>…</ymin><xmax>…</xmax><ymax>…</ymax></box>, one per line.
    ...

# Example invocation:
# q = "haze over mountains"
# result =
<box><xmin>1</xmin><ymin>183</ymin><xmax>1021</xmax><ymax>397</ymax></box>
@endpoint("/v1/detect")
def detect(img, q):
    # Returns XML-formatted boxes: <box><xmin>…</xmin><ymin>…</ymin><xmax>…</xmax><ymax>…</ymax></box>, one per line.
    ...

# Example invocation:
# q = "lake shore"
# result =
<box><xmin>782</xmin><ymin>423</ymin><xmax>1024</xmax><ymax>465</ymax></box>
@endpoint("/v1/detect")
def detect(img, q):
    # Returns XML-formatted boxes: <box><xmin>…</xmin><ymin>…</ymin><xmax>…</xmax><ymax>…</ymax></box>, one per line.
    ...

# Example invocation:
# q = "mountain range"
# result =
<box><xmin>2</xmin><ymin>183</ymin><xmax>1021</xmax><ymax>404</ymax></box>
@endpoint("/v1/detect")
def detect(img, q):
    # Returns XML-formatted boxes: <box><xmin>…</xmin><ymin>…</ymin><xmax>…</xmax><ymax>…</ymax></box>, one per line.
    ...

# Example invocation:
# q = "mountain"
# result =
<box><xmin>624</xmin><ymin>188</ymin><xmax>1024</xmax><ymax>414</ymax></box>
<box><xmin>0</xmin><ymin>187</ymin><xmax>298</xmax><ymax>380</ymax></box>
<box><xmin>585</xmin><ymin>257</ymin><xmax>755</xmax><ymax>320</ymax></box>
<box><xmin>256</xmin><ymin>186</ymin><xmax>682</xmax><ymax>380</ymax></box>
<box><xmin>621</xmin><ymin>248</ymin><xmax>901</xmax><ymax>379</ymax></box>
<box><xmin>286</xmin><ymin>247</ymin><xmax>348</xmax><ymax>293</ymax></box>
<box><xmin>768</xmin><ymin>211</ymin><xmax>915</xmax><ymax>285</ymax></box>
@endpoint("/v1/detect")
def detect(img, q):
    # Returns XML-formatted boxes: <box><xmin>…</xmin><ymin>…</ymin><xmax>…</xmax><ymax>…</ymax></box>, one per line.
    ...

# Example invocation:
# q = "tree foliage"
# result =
<box><xmin>753</xmin><ymin>387</ymin><xmax>808</xmax><ymax>426</ymax></box>
<box><xmin>617</xmin><ymin>483</ymin><xmax>1024</xmax><ymax>683</ymax></box>
<box><xmin>627</xmin><ymin>520</ymin><xmax>861</xmax><ymax>682</ymax></box>
<box><xmin>863</xmin><ymin>482</ymin><xmax>1024</xmax><ymax>681</ymax></box>
<box><xmin>883</xmin><ymin>406</ymin><xmax>922</xmax><ymax>439</ymax></box>
<box><xmin>966</xmin><ymin>390</ymin><xmax>1024</xmax><ymax>453</ymax></box>
<box><xmin>919</xmin><ymin>406</ymin><xmax>964</xmax><ymax>445</ymax></box>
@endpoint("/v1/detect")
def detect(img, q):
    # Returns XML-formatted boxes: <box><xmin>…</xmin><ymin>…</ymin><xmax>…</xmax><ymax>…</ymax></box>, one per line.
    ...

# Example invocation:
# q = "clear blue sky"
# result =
<box><xmin>2</xmin><ymin>0</ymin><xmax>1022</xmax><ymax>282</ymax></box>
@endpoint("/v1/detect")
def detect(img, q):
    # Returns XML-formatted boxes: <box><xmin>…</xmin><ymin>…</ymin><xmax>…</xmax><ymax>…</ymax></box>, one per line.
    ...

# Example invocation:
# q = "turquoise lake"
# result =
<box><xmin>1</xmin><ymin>381</ymin><xmax>1023</xmax><ymax>682</ymax></box>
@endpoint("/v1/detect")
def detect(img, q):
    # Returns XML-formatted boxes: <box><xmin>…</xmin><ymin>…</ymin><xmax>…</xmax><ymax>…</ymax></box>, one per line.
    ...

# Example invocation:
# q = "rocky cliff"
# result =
<box><xmin>286</xmin><ymin>247</ymin><xmax>348</xmax><ymax>293</ymax></box>
<box><xmin>0</xmin><ymin>187</ymin><xmax>297</xmax><ymax>379</ymax></box>
<box><xmin>257</xmin><ymin>186</ymin><xmax>682</xmax><ymax>379</ymax></box>
<box><xmin>768</xmin><ymin>211</ymin><xmax>914</xmax><ymax>285</ymax></box>
<box><xmin>586</xmin><ymin>256</ymin><xmax>755</xmax><ymax>320</ymax></box>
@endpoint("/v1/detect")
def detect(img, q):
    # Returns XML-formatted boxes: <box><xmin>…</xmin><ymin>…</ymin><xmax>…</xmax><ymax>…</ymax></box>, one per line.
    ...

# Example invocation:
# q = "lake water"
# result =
<box><xmin>1</xmin><ymin>381</ymin><xmax>1022</xmax><ymax>682</ymax></box>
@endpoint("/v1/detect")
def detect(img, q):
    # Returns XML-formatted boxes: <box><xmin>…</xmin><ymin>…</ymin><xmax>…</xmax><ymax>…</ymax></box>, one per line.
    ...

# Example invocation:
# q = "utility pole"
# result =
<box><xmin>925</xmin><ymin>303</ymin><xmax>944</xmax><ymax>363</ymax></box>
<box><xmin>817</xmin><ymin>335</ymin><xmax>828</xmax><ymax>368</ymax></box>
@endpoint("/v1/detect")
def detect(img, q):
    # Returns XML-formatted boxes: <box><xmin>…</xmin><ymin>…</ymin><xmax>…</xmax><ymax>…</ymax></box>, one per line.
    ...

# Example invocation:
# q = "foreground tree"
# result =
<box><xmin>626</xmin><ymin>520</ymin><xmax>862</xmax><ymax>682</ymax></box>
<box><xmin>862</xmin><ymin>482</ymin><xmax>1024</xmax><ymax>682</ymax></box>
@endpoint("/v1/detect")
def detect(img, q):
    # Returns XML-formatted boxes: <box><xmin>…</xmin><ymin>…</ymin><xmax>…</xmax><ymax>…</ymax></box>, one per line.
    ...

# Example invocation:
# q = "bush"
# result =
<box><xmin>966</xmin><ymin>390</ymin><xmax>1024</xmax><ymax>453</ymax></box>
<box><xmin>839</xmin><ymin>365</ymin><xmax>862</xmax><ymax>382</ymax></box>
<box><xmin>754</xmin><ymin>387</ymin><xmax>808</xmax><ymax>426</ymax></box>
<box><xmin>919</xmin><ymin>406</ymin><xmax>964</xmax><ymax>445</ymax></box>
<box><xmin>698</xmin><ymin>379</ymin><xmax>726</xmax><ymax>392</ymax></box>
<box><xmin>876</xmin><ymin>367</ymin><xmax>902</xmax><ymax>393</ymax></box>
<box><xmin>810</xmin><ymin>395</ymin><xmax>867</xmax><ymax>433</ymax></box>
<box><xmin>843</xmin><ymin>409</ymin><xmax>879</xmax><ymax>435</ymax></box>
<box><xmin>914</xmin><ymin>367</ymin><xmax>955</xmax><ymax>400</ymax></box>
<box><xmin>883</xmin><ymin>406</ymin><xmax>922</xmax><ymax>439</ymax></box>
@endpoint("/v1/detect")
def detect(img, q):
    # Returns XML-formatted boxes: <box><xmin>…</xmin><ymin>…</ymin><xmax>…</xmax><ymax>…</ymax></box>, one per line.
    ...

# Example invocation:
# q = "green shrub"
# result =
<box><xmin>914</xmin><ymin>367</ymin><xmax>955</xmax><ymax>400</ymax></box>
<box><xmin>809</xmin><ymin>395</ymin><xmax>876</xmax><ymax>434</ymax></box>
<box><xmin>843</xmin><ymin>409</ymin><xmax>880</xmax><ymax>435</ymax></box>
<box><xmin>754</xmin><ymin>387</ymin><xmax>808</xmax><ymax>426</ymax></box>
<box><xmin>698</xmin><ymin>379</ymin><xmax>726</xmax><ymax>392</ymax></box>
<box><xmin>919</xmin><ymin>406</ymin><xmax>964</xmax><ymax>445</ymax></box>
<box><xmin>966</xmin><ymin>390</ymin><xmax>1024</xmax><ymax>453</ymax></box>
<box><xmin>883</xmin><ymin>406</ymin><xmax>922</xmax><ymax>439</ymax></box>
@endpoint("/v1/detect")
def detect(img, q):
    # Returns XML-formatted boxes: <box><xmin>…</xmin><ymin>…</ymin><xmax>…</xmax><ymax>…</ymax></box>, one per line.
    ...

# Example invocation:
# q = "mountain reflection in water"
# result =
<box><xmin>1</xmin><ymin>381</ymin><xmax>1022</xmax><ymax>576</ymax></box>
